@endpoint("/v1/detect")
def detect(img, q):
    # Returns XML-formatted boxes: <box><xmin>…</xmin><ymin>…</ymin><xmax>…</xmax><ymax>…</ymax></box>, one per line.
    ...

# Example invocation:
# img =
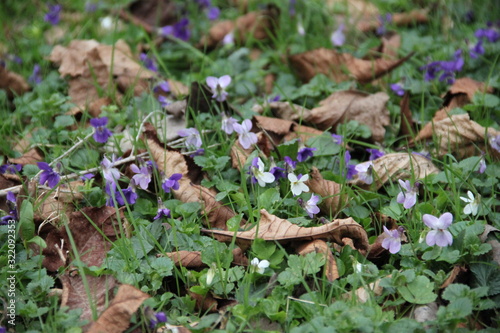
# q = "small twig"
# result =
<box><xmin>131</xmin><ymin>110</ymin><xmax>165</xmax><ymax>156</ymax></box>
<box><xmin>0</xmin><ymin>152</ymin><xmax>148</xmax><ymax>197</ymax></box>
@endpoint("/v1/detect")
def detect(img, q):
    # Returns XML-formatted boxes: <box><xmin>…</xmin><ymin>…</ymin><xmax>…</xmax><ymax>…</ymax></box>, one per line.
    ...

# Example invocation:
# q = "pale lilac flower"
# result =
<box><xmin>250</xmin><ymin>258</ymin><xmax>270</xmax><ymax>274</ymax></box>
<box><xmin>297</xmin><ymin>147</ymin><xmax>317</xmax><ymax>162</ymax></box>
<box><xmin>332</xmin><ymin>134</ymin><xmax>343</xmax><ymax>145</ymax></box>
<box><xmin>381</xmin><ymin>226</ymin><xmax>404</xmax><ymax>254</ymax></box>
<box><xmin>162</xmin><ymin>173</ymin><xmax>182</xmax><ymax>193</ymax></box>
<box><xmin>140</xmin><ymin>53</ymin><xmax>158</xmax><ymax>72</ymax></box>
<box><xmin>367</xmin><ymin>148</ymin><xmax>384</xmax><ymax>161</ymax></box>
<box><xmin>206</xmin><ymin>75</ymin><xmax>231</xmax><ymax>102</ymax></box>
<box><xmin>423</xmin><ymin>212</ymin><xmax>453</xmax><ymax>247</ymax></box>
<box><xmin>206</xmin><ymin>6</ymin><xmax>220</xmax><ymax>20</ymax></box>
<box><xmin>221</xmin><ymin>114</ymin><xmax>238</xmax><ymax>134</ymax></box>
<box><xmin>302</xmin><ymin>194</ymin><xmax>320</xmax><ymax>218</ymax></box>
<box><xmin>101</xmin><ymin>156</ymin><xmax>121</xmax><ymax>184</ymax></box>
<box><xmin>85</xmin><ymin>1</ymin><xmax>99</xmax><ymax>12</ymax></box>
<box><xmin>460</xmin><ymin>191</ymin><xmax>480</xmax><ymax>216</ymax></box>
<box><xmin>28</xmin><ymin>64</ymin><xmax>42</xmax><ymax>84</ymax></box>
<box><xmin>45</xmin><ymin>4</ymin><xmax>62</xmax><ymax>25</ymax></box>
<box><xmin>223</xmin><ymin>31</ymin><xmax>234</xmax><ymax>45</ymax></box>
<box><xmin>376</xmin><ymin>13</ymin><xmax>392</xmax><ymax>35</ymax></box>
<box><xmin>355</xmin><ymin>161</ymin><xmax>374</xmax><ymax>184</ymax></box>
<box><xmin>489</xmin><ymin>134</ymin><xmax>500</xmax><ymax>153</ymax></box>
<box><xmin>90</xmin><ymin>117</ymin><xmax>113</xmax><ymax>143</ymax></box>
<box><xmin>130</xmin><ymin>163</ymin><xmax>151</xmax><ymax>190</ymax></box>
<box><xmin>158</xmin><ymin>95</ymin><xmax>171</xmax><ymax>108</ymax></box>
<box><xmin>344</xmin><ymin>151</ymin><xmax>357</xmax><ymax>180</ymax></box>
<box><xmin>249</xmin><ymin>157</ymin><xmax>275</xmax><ymax>187</ymax></box>
<box><xmin>396</xmin><ymin>179</ymin><xmax>418</xmax><ymax>209</ymax></box>
<box><xmin>178</xmin><ymin>128</ymin><xmax>202</xmax><ymax>150</ymax></box>
<box><xmin>478</xmin><ymin>156</ymin><xmax>486</xmax><ymax>173</ymax></box>
<box><xmin>154</xmin><ymin>81</ymin><xmax>170</xmax><ymax>93</ymax></box>
<box><xmin>37</xmin><ymin>162</ymin><xmax>60</xmax><ymax>188</ymax></box>
<box><xmin>233</xmin><ymin>119</ymin><xmax>258</xmax><ymax>149</ymax></box>
<box><xmin>390</xmin><ymin>83</ymin><xmax>405</xmax><ymax>96</ymax></box>
<box><xmin>284</xmin><ymin>156</ymin><xmax>297</xmax><ymax>172</ymax></box>
<box><xmin>297</xmin><ymin>22</ymin><xmax>305</xmax><ymax>36</ymax></box>
<box><xmin>331</xmin><ymin>23</ymin><xmax>345</xmax><ymax>46</ymax></box>
<box><xmin>288</xmin><ymin>173</ymin><xmax>309</xmax><ymax>196</ymax></box>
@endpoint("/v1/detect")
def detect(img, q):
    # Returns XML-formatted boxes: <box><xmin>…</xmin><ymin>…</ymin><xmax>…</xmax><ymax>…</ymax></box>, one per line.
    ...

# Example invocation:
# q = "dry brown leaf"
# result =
<box><xmin>88</xmin><ymin>284</ymin><xmax>150</xmax><ymax>333</ymax></box>
<box><xmin>189</xmin><ymin>291</ymin><xmax>218</xmax><ymax>313</ymax></box>
<box><xmin>308</xmin><ymin>90</ymin><xmax>390</xmax><ymax>142</ymax></box>
<box><xmin>168</xmin><ymin>78</ymin><xmax>190</xmax><ymax>97</ymax></box>
<box><xmin>327</xmin><ymin>0</ymin><xmax>379</xmax><ymax>18</ymax></box>
<box><xmin>230</xmin><ymin>132</ymin><xmax>270</xmax><ymax>170</ymax></box>
<box><xmin>202</xmin><ymin>209</ymin><xmax>369</xmax><ymax>252</ymax></box>
<box><xmin>351</xmin><ymin>153</ymin><xmax>440</xmax><ymax>189</ymax></box>
<box><xmin>253</xmin><ymin>101</ymin><xmax>312</xmax><ymax>119</ymax></box>
<box><xmin>194</xmin><ymin>184</ymin><xmax>244</xmax><ymax>230</ymax></box>
<box><xmin>343</xmin><ymin>279</ymin><xmax>384</xmax><ymax>303</ymax></box>
<box><xmin>285</xmin><ymin>124</ymin><xmax>324</xmax><ymax>143</ymax></box>
<box><xmin>198</xmin><ymin>20</ymin><xmax>235</xmax><ymax>49</ymax></box>
<box><xmin>9</xmin><ymin>147</ymin><xmax>44</xmax><ymax>165</ymax></box>
<box><xmin>289</xmin><ymin>48</ymin><xmax>412</xmax><ymax>84</ymax></box>
<box><xmin>0</xmin><ymin>65</ymin><xmax>30</xmax><ymax>98</ymax></box>
<box><xmin>399</xmin><ymin>91</ymin><xmax>414</xmax><ymax>138</ymax></box>
<box><xmin>380</xmin><ymin>32</ymin><xmax>401</xmax><ymax>59</ymax></box>
<box><xmin>357</xmin><ymin>9</ymin><xmax>429</xmax><ymax>33</ymax></box>
<box><xmin>439</xmin><ymin>265</ymin><xmax>467</xmax><ymax>289</ymax></box>
<box><xmin>295</xmin><ymin>240</ymin><xmax>339</xmax><ymax>281</ymax></box>
<box><xmin>414</xmin><ymin>114</ymin><xmax>500</xmax><ymax>158</ymax></box>
<box><xmin>254</xmin><ymin>115</ymin><xmax>294</xmax><ymax>137</ymax></box>
<box><xmin>125</xmin><ymin>0</ymin><xmax>177</xmax><ymax>32</ymax></box>
<box><xmin>305</xmin><ymin>167</ymin><xmax>345</xmax><ymax>216</ymax></box>
<box><xmin>162</xmin><ymin>247</ymin><xmax>248</xmax><ymax>268</ymax></box>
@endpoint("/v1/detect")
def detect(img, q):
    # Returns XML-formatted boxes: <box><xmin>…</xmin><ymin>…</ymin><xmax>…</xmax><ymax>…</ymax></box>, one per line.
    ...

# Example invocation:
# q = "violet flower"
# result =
<box><xmin>206</xmin><ymin>6</ymin><xmax>220</xmax><ymax>20</ymax></box>
<box><xmin>206</xmin><ymin>75</ymin><xmax>231</xmax><ymax>102</ymax></box>
<box><xmin>221</xmin><ymin>114</ymin><xmax>238</xmax><ymax>135</ymax></box>
<box><xmin>381</xmin><ymin>226</ymin><xmax>404</xmax><ymax>254</ymax></box>
<box><xmin>355</xmin><ymin>161</ymin><xmax>374</xmax><ymax>184</ymax></box>
<box><xmin>332</xmin><ymin>134</ymin><xmax>343</xmax><ymax>145</ymax></box>
<box><xmin>475</xmin><ymin>27</ymin><xmax>500</xmax><ymax>43</ymax></box>
<box><xmin>154</xmin><ymin>199</ymin><xmax>171</xmax><ymax>220</ymax></box>
<box><xmin>178</xmin><ymin>128</ymin><xmax>202</xmax><ymax>150</ymax></box>
<box><xmin>154</xmin><ymin>81</ymin><xmax>170</xmax><ymax>93</ymax></box>
<box><xmin>130</xmin><ymin>163</ymin><xmax>151</xmax><ymax>190</ymax></box>
<box><xmin>289</xmin><ymin>0</ymin><xmax>296</xmax><ymax>16</ymax></box>
<box><xmin>37</xmin><ymin>162</ymin><xmax>60</xmax><ymax>188</ymax></box>
<box><xmin>390</xmin><ymin>83</ymin><xmax>405</xmax><ymax>96</ymax></box>
<box><xmin>90</xmin><ymin>117</ymin><xmax>113</xmax><ymax>143</ymax></box>
<box><xmin>140</xmin><ymin>53</ymin><xmax>158</xmax><ymax>72</ymax></box>
<box><xmin>160</xmin><ymin>18</ymin><xmax>191</xmax><ymax>41</ymax></box>
<box><xmin>249</xmin><ymin>157</ymin><xmax>275</xmax><ymax>187</ymax></box>
<box><xmin>0</xmin><ymin>163</ymin><xmax>22</xmax><ymax>174</ymax></box>
<box><xmin>233</xmin><ymin>119</ymin><xmax>258</xmax><ymax>149</ymax></box>
<box><xmin>85</xmin><ymin>1</ymin><xmax>99</xmax><ymax>12</ymax></box>
<box><xmin>469</xmin><ymin>40</ymin><xmax>485</xmax><ymax>59</ymax></box>
<box><xmin>423</xmin><ymin>212</ymin><xmax>453</xmax><ymax>247</ymax></box>
<box><xmin>376</xmin><ymin>13</ymin><xmax>392</xmax><ymax>36</ymax></box>
<box><xmin>284</xmin><ymin>156</ymin><xmax>297</xmax><ymax>172</ymax></box>
<box><xmin>1</xmin><ymin>191</ymin><xmax>18</xmax><ymax>224</ymax></box>
<box><xmin>460</xmin><ymin>191</ymin><xmax>480</xmax><ymax>216</ymax></box>
<box><xmin>158</xmin><ymin>95</ymin><xmax>171</xmax><ymax>108</ymax></box>
<box><xmin>301</xmin><ymin>194</ymin><xmax>320</xmax><ymax>218</ymax></box>
<box><xmin>331</xmin><ymin>23</ymin><xmax>345</xmax><ymax>47</ymax></box>
<box><xmin>269</xmin><ymin>166</ymin><xmax>286</xmax><ymax>180</ymax></box>
<box><xmin>344</xmin><ymin>151</ymin><xmax>357</xmax><ymax>180</ymax></box>
<box><xmin>223</xmin><ymin>31</ymin><xmax>234</xmax><ymax>45</ymax></box>
<box><xmin>120</xmin><ymin>186</ymin><xmax>138</xmax><ymax>205</ymax></box>
<box><xmin>297</xmin><ymin>22</ymin><xmax>305</xmax><ymax>36</ymax></box>
<box><xmin>44</xmin><ymin>4</ymin><xmax>62</xmax><ymax>25</ymax></box>
<box><xmin>478</xmin><ymin>156</ymin><xmax>486</xmax><ymax>174</ymax></box>
<box><xmin>162</xmin><ymin>173</ymin><xmax>182</xmax><ymax>193</ymax></box>
<box><xmin>81</xmin><ymin>173</ymin><xmax>94</xmax><ymax>181</ymax></box>
<box><xmin>288</xmin><ymin>173</ymin><xmax>309</xmax><ymax>196</ymax></box>
<box><xmin>150</xmin><ymin>311</ymin><xmax>168</xmax><ymax>328</ymax></box>
<box><xmin>101</xmin><ymin>155</ymin><xmax>121</xmax><ymax>185</ymax></box>
<box><xmin>297</xmin><ymin>147</ymin><xmax>317</xmax><ymax>162</ymax></box>
<box><xmin>396</xmin><ymin>179</ymin><xmax>418</xmax><ymax>209</ymax></box>
<box><xmin>28</xmin><ymin>64</ymin><xmax>42</xmax><ymax>84</ymax></box>
<box><xmin>367</xmin><ymin>148</ymin><xmax>384</xmax><ymax>161</ymax></box>
<box><xmin>489</xmin><ymin>134</ymin><xmax>500</xmax><ymax>153</ymax></box>
<box><xmin>251</xmin><ymin>258</ymin><xmax>270</xmax><ymax>274</ymax></box>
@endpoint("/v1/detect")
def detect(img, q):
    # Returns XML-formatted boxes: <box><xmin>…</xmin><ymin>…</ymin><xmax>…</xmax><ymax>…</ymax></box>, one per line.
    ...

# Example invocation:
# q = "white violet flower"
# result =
<box><xmin>460</xmin><ymin>190</ymin><xmax>480</xmax><ymax>216</ymax></box>
<box><xmin>251</xmin><ymin>258</ymin><xmax>270</xmax><ymax>274</ymax></box>
<box><xmin>288</xmin><ymin>173</ymin><xmax>309</xmax><ymax>196</ymax></box>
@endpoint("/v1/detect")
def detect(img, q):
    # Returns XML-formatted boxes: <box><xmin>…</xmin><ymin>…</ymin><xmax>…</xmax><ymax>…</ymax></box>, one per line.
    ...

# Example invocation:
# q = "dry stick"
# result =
<box><xmin>0</xmin><ymin>152</ymin><xmax>149</xmax><ymax>197</ymax></box>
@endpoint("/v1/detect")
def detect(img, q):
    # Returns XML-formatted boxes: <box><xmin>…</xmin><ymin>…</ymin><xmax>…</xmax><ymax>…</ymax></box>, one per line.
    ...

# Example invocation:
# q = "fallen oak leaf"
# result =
<box><xmin>305</xmin><ymin>167</ymin><xmax>346</xmax><ymax>216</ymax></box>
<box><xmin>295</xmin><ymin>240</ymin><xmax>339</xmax><ymax>281</ymax></box>
<box><xmin>288</xmin><ymin>47</ymin><xmax>413</xmax><ymax>84</ymax></box>
<box><xmin>88</xmin><ymin>284</ymin><xmax>150</xmax><ymax>333</ymax></box>
<box><xmin>202</xmin><ymin>209</ymin><xmax>369</xmax><ymax>253</ymax></box>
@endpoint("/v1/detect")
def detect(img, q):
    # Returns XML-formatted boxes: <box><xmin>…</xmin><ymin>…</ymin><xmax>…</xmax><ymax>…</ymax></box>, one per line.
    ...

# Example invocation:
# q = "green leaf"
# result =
<box><xmin>22</xmin><ymin>164</ymin><xmax>40</xmax><ymax>179</ymax></box>
<box><xmin>442</xmin><ymin>283</ymin><xmax>470</xmax><ymax>302</ymax></box>
<box><xmin>251</xmin><ymin>238</ymin><xmax>276</xmax><ymax>260</ymax></box>
<box><xmin>446</xmin><ymin>297</ymin><xmax>473</xmax><ymax>318</ymax></box>
<box><xmin>70</xmin><ymin>149</ymin><xmax>100</xmax><ymax>169</ymax></box>
<box><xmin>307</xmin><ymin>133</ymin><xmax>341</xmax><ymax>156</ymax></box>
<box><xmin>398</xmin><ymin>276</ymin><xmax>437</xmax><ymax>304</ymax></box>
<box><xmin>19</xmin><ymin>200</ymin><xmax>34</xmax><ymax>240</ymax></box>
<box><xmin>470</xmin><ymin>263</ymin><xmax>500</xmax><ymax>296</ymax></box>
<box><xmin>150</xmin><ymin>257</ymin><xmax>174</xmax><ymax>277</ymax></box>
<box><xmin>53</xmin><ymin>115</ymin><xmax>75</xmax><ymax>129</ymax></box>
<box><xmin>259</xmin><ymin>188</ymin><xmax>280</xmax><ymax>210</ymax></box>
<box><xmin>27</xmin><ymin>236</ymin><xmax>47</xmax><ymax>250</ymax></box>
<box><xmin>226</xmin><ymin>213</ymin><xmax>243</xmax><ymax>231</ymax></box>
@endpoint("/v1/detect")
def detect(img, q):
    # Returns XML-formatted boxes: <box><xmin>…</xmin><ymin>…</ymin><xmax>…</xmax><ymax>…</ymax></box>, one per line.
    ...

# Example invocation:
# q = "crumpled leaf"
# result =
<box><xmin>88</xmin><ymin>284</ymin><xmax>150</xmax><ymax>333</ymax></box>
<box><xmin>439</xmin><ymin>265</ymin><xmax>467</xmax><ymax>289</ymax></box>
<box><xmin>9</xmin><ymin>147</ymin><xmax>44</xmax><ymax>165</ymax></box>
<box><xmin>289</xmin><ymin>47</ymin><xmax>412</xmax><ymax>84</ymax></box>
<box><xmin>305</xmin><ymin>167</ymin><xmax>345</xmax><ymax>216</ymax></box>
<box><xmin>357</xmin><ymin>9</ymin><xmax>429</xmax><ymax>33</ymax></box>
<box><xmin>308</xmin><ymin>90</ymin><xmax>390</xmax><ymax>142</ymax></box>
<box><xmin>162</xmin><ymin>247</ymin><xmax>248</xmax><ymax>268</ymax></box>
<box><xmin>0</xmin><ymin>65</ymin><xmax>30</xmax><ymax>98</ymax></box>
<box><xmin>144</xmin><ymin>124</ymin><xmax>244</xmax><ymax>229</ymax></box>
<box><xmin>414</xmin><ymin>114</ymin><xmax>500</xmax><ymax>158</ymax></box>
<box><xmin>202</xmin><ymin>209</ymin><xmax>369</xmax><ymax>252</ymax></box>
<box><xmin>189</xmin><ymin>290</ymin><xmax>218</xmax><ymax>313</ymax></box>
<box><xmin>351</xmin><ymin>153</ymin><xmax>440</xmax><ymax>189</ymax></box>
<box><xmin>479</xmin><ymin>225</ymin><xmax>500</xmax><ymax>267</ymax></box>
<box><xmin>124</xmin><ymin>0</ymin><xmax>177</xmax><ymax>33</ymax></box>
<box><xmin>295</xmin><ymin>240</ymin><xmax>339</xmax><ymax>281</ymax></box>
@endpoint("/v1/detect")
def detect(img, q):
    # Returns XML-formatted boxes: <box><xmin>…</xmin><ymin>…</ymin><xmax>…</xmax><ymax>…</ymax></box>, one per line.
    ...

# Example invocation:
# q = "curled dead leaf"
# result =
<box><xmin>357</xmin><ymin>9</ymin><xmax>429</xmax><ymax>33</ymax></box>
<box><xmin>230</xmin><ymin>132</ymin><xmax>270</xmax><ymax>170</ymax></box>
<box><xmin>439</xmin><ymin>265</ymin><xmax>467</xmax><ymax>289</ymax></box>
<box><xmin>162</xmin><ymin>247</ymin><xmax>248</xmax><ymax>268</ymax></box>
<box><xmin>189</xmin><ymin>290</ymin><xmax>218</xmax><ymax>313</ymax></box>
<box><xmin>198</xmin><ymin>20</ymin><xmax>235</xmax><ymax>49</ymax></box>
<box><xmin>289</xmin><ymin>48</ymin><xmax>412</xmax><ymax>84</ymax></box>
<box><xmin>307</xmin><ymin>90</ymin><xmax>390</xmax><ymax>142</ymax></box>
<box><xmin>295</xmin><ymin>240</ymin><xmax>339</xmax><ymax>281</ymax></box>
<box><xmin>88</xmin><ymin>284</ymin><xmax>150</xmax><ymax>333</ymax></box>
<box><xmin>9</xmin><ymin>147</ymin><xmax>44</xmax><ymax>165</ymax></box>
<box><xmin>0</xmin><ymin>65</ymin><xmax>30</xmax><ymax>98</ymax></box>
<box><xmin>202</xmin><ymin>209</ymin><xmax>369</xmax><ymax>253</ymax></box>
<box><xmin>305</xmin><ymin>167</ymin><xmax>345</xmax><ymax>216</ymax></box>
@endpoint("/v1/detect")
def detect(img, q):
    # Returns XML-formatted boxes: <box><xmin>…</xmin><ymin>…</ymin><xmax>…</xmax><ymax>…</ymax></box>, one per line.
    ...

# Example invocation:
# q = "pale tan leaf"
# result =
<box><xmin>307</xmin><ymin>90</ymin><xmax>390</xmax><ymax>142</ymax></box>
<box><xmin>9</xmin><ymin>148</ymin><xmax>44</xmax><ymax>165</ymax></box>
<box><xmin>357</xmin><ymin>9</ymin><xmax>428</xmax><ymax>33</ymax></box>
<box><xmin>285</xmin><ymin>124</ymin><xmax>324</xmax><ymax>143</ymax></box>
<box><xmin>295</xmin><ymin>240</ymin><xmax>339</xmax><ymax>281</ymax></box>
<box><xmin>162</xmin><ymin>247</ymin><xmax>248</xmax><ymax>268</ymax></box>
<box><xmin>305</xmin><ymin>167</ymin><xmax>345</xmax><ymax>216</ymax></box>
<box><xmin>289</xmin><ymin>48</ymin><xmax>412</xmax><ymax>84</ymax></box>
<box><xmin>0</xmin><ymin>65</ymin><xmax>30</xmax><ymax>98</ymax></box>
<box><xmin>202</xmin><ymin>209</ymin><xmax>369</xmax><ymax>252</ymax></box>
<box><xmin>230</xmin><ymin>132</ymin><xmax>270</xmax><ymax>170</ymax></box>
<box><xmin>252</xmin><ymin>101</ymin><xmax>312</xmax><ymax>121</ymax></box>
<box><xmin>439</xmin><ymin>265</ymin><xmax>467</xmax><ymax>289</ymax></box>
<box><xmin>88</xmin><ymin>284</ymin><xmax>150</xmax><ymax>333</ymax></box>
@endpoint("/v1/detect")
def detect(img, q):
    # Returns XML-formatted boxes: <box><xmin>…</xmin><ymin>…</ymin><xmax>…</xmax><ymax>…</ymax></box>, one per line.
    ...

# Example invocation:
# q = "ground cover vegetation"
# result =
<box><xmin>1</xmin><ymin>0</ymin><xmax>500</xmax><ymax>332</ymax></box>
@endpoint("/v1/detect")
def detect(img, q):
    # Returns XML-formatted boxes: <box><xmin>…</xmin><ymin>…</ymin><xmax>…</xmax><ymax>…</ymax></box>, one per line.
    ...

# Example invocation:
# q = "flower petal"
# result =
<box><xmin>206</xmin><ymin>76</ymin><xmax>218</xmax><ymax>90</ymax></box>
<box><xmin>423</xmin><ymin>214</ymin><xmax>439</xmax><ymax>229</ymax></box>
<box><xmin>218</xmin><ymin>75</ymin><xmax>231</xmax><ymax>88</ymax></box>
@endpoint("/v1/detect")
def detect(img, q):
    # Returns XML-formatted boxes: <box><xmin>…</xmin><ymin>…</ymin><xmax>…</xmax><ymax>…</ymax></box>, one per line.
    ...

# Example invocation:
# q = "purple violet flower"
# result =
<box><xmin>344</xmin><ymin>151</ymin><xmax>357</xmax><ymax>179</ymax></box>
<box><xmin>221</xmin><ymin>114</ymin><xmax>238</xmax><ymax>135</ymax></box>
<box><xmin>85</xmin><ymin>1</ymin><xmax>99</xmax><ymax>12</ymax></box>
<box><xmin>301</xmin><ymin>194</ymin><xmax>320</xmax><ymax>218</ymax></box>
<box><xmin>1</xmin><ymin>191</ymin><xmax>18</xmax><ymax>224</ymax></box>
<box><xmin>249</xmin><ymin>157</ymin><xmax>275</xmax><ymax>187</ymax></box>
<box><xmin>332</xmin><ymin>134</ymin><xmax>343</xmax><ymax>145</ymax></box>
<box><xmin>90</xmin><ymin>117</ymin><xmax>113</xmax><ymax>143</ymax></box>
<box><xmin>289</xmin><ymin>0</ymin><xmax>296</xmax><ymax>16</ymax></box>
<box><xmin>206</xmin><ymin>75</ymin><xmax>231</xmax><ymax>102</ymax></box>
<box><xmin>284</xmin><ymin>156</ymin><xmax>297</xmax><ymax>172</ymax></box>
<box><xmin>396</xmin><ymin>179</ymin><xmax>418</xmax><ymax>209</ymax></box>
<box><xmin>469</xmin><ymin>40</ymin><xmax>485</xmax><ymax>59</ymax></box>
<box><xmin>81</xmin><ymin>173</ymin><xmax>94</xmax><ymax>181</ymax></box>
<box><xmin>390</xmin><ymin>83</ymin><xmax>405</xmax><ymax>96</ymax></box>
<box><xmin>162</xmin><ymin>173</ymin><xmax>182</xmax><ymax>193</ymax></box>
<box><xmin>154</xmin><ymin>81</ymin><xmax>170</xmax><ymax>93</ymax></box>
<box><xmin>367</xmin><ymin>148</ymin><xmax>384</xmax><ymax>161</ymax></box>
<box><xmin>423</xmin><ymin>212</ymin><xmax>453</xmax><ymax>247</ymax></box>
<box><xmin>120</xmin><ymin>186</ymin><xmax>138</xmax><ymax>205</ymax></box>
<box><xmin>268</xmin><ymin>95</ymin><xmax>281</xmax><ymax>102</ymax></box>
<box><xmin>160</xmin><ymin>18</ymin><xmax>191</xmax><ymax>41</ymax></box>
<box><xmin>0</xmin><ymin>163</ymin><xmax>22</xmax><ymax>174</ymax></box>
<box><xmin>44</xmin><ymin>4</ymin><xmax>62</xmax><ymax>25</ymax></box>
<box><xmin>154</xmin><ymin>199</ymin><xmax>171</xmax><ymax>220</ymax></box>
<box><xmin>381</xmin><ymin>226</ymin><xmax>404</xmax><ymax>254</ymax></box>
<box><xmin>269</xmin><ymin>166</ymin><xmax>286</xmax><ymax>180</ymax></box>
<box><xmin>207</xmin><ymin>6</ymin><xmax>220</xmax><ymax>20</ymax></box>
<box><xmin>331</xmin><ymin>23</ymin><xmax>345</xmax><ymax>47</ymax></box>
<box><xmin>297</xmin><ymin>147</ymin><xmax>317</xmax><ymax>162</ymax></box>
<box><xmin>475</xmin><ymin>27</ymin><xmax>500</xmax><ymax>43</ymax></box>
<box><xmin>233</xmin><ymin>119</ymin><xmax>258</xmax><ymax>149</ymax></box>
<box><xmin>28</xmin><ymin>64</ymin><xmax>42</xmax><ymax>84</ymax></box>
<box><xmin>150</xmin><ymin>311</ymin><xmax>168</xmax><ymax>328</ymax></box>
<box><xmin>478</xmin><ymin>156</ymin><xmax>486</xmax><ymax>174</ymax></box>
<box><xmin>140</xmin><ymin>53</ymin><xmax>158</xmax><ymax>72</ymax></box>
<box><xmin>158</xmin><ymin>95</ymin><xmax>171</xmax><ymax>108</ymax></box>
<box><xmin>101</xmin><ymin>155</ymin><xmax>121</xmax><ymax>185</ymax></box>
<box><xmin>178</xmin><ymin>128</ymin><xmax>202</xmax><ymax>150</ymax></box>
<box><xmin>355</xmin><ymin>161</ymin><xmax>374</xmax><ymax>184</ymax></box>
<box><xmin>376</xmin><ymin>13</ymin><xmax>392</xmax><ymax>36</ymax></box>
<box><xmin>490</xmin><ymin>134</ymin><xmax>500</xmax><ymax>153</ymax></box>
<box><xmin>37</xmin><ymin>162</ymin><xmax>60</xmax><ymax>188</ymax></box>
<box><xmin>130</xmin><ymin>163</ymin><xmax>151</xmax><ymax>190</ymax></box>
